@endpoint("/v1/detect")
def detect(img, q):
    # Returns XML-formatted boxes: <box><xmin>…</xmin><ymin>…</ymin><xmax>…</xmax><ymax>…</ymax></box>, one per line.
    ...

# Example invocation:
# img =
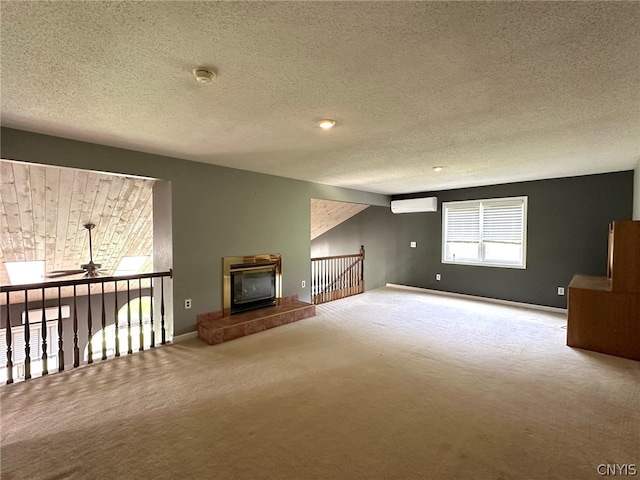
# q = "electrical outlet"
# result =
<box><xmin>436</xmin><ymin>273</ymin><xmax>441</xmax><ymax>281</ymax></box>
<box><xmin>557</xmin><ymin>287</ymin><xmax>565</xmax><ymax>296</ymax></box>
<box><xmin>301</xmin><ymin>280</ymin><xmax>306</xmax><ymax>288</ymax></box>
<box><xmin>410</xmin><ymin>241</ymin><xmax>417</xmax><ymax>248</ymax></box>
<box><xmin>184</xmin><ymin>299</ymin><xmax>192</xmax><ymax>309</ymax></box>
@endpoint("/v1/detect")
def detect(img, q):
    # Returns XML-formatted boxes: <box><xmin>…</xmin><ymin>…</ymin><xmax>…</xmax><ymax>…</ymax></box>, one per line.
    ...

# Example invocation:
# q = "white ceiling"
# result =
<box><xmin>1</xmin><ymin>1</ymin><xmax>638</xmax><ymax>195</ymax></box>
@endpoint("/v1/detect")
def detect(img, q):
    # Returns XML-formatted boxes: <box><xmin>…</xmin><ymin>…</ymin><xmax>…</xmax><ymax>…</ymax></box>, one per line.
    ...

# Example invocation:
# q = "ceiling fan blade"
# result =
<box><xmin>47</xmin><ymin>269</ymin><xmax>86</xmax><ymax>278</ymax></box>
<box><xmin>46</xmin><ymin>224</ymin><xmax>104</xmax><ymax>280</ymax></box>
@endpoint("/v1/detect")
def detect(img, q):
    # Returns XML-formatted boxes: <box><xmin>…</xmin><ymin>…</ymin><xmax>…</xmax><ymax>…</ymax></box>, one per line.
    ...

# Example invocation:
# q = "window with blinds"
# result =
<box><xmin>0</xmin><ymin>321</ymin><xmax>59</xmax><ymax>381</ymax></box>
<box><xmin>442</xmin><ymin>196</ymin><xmax>527</xmax><ymax>268</ymax></box>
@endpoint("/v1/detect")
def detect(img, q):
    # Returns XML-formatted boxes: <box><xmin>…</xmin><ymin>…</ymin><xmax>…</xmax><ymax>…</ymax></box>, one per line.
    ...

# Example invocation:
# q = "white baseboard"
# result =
<box><xmin>385</xmin><ymin>283</ymin><xmax>567</xmax><ymax>314</ymax></box>
<box><xmin>172</xmin><ymin>331</ymin><xmax>198</xmax><ymax>343</ymax></box>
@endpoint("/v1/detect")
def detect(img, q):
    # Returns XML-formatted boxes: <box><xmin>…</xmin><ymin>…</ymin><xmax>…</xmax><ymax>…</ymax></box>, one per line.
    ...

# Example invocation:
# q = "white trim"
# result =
<box><xmin>385</xmin><ymin>283</ymin><xmax>567</xmax><ymax>314</ymax></box>
<box><xmin>172</xmin><ymin>331</ymin><xmax>198</xmax><ymax>343</ymax></box>
<box><xmin>442</xmin><ymin>196</ymin><xmax>528</xmax><ymax>269</ymax></box>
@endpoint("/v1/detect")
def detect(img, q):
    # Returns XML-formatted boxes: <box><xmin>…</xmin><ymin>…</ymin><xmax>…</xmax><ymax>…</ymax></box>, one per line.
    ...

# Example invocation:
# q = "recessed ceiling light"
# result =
<box><xmin>193</xmin><ymin>68</ymin><xmax>216</xmax><ymax>84</ymax></box>
<box><xmin>317</xmin><ymin>119</ymin><xmax>336</xmax><ymax>129</ymax></box>
<box><xmin>433</xmin><ymin>166</ymin><xmax>444</xmax><ymax>172</ymax></box>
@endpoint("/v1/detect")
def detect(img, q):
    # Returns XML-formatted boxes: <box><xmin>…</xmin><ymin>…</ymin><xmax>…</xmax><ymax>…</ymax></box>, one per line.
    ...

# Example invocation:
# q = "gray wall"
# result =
<box><xmin>311</xmin><ymin>206</ymin><xmax>396</xmax><ymax>291</ymax></box>
<box><xmin>391</xmin><ymin>171</ymin><xmax>634</xmax><ymax>308</ymax></box>
<box><xmin>2</xmin><ymin>127</ymin><xmax>634</xmax><ymax>329</ymax></box>
<box><xmin>1</xmin><ymin>128</ymin><xmax>390</xmax><ymax>335</ymax></box>
<box><xmin>314</xmin><ymin>172</ymin><xmax>634</xmax><ymax>309</ymax></box>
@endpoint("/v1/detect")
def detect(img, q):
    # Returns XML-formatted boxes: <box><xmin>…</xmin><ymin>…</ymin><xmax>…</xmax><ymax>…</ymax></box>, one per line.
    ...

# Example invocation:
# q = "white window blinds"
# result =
<box><xmin>481</xmin><ymin>199</ymin><xmax>525</xmax><ymax>244</ymax></box>
<box><xmin>444</xmin><ymin>203</ymin><xmax>480</xmax><ymax>243</ymax></box>
<box><xmin>0</xmin><ymin>322</ymin><xmax>57</xmax><ymax>363</ymax></box>
<box><xmin>443</xmin><ymin>196</ymin><xmax>527</xmax><ymax>268</ymax></box>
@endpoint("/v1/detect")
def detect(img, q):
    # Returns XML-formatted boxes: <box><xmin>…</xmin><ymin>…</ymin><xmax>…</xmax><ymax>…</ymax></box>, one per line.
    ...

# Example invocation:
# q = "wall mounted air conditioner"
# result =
<box><xmin>390</xmin><ymin>197</ymin><xmax>438</xmax><ymax>214</ymax></box>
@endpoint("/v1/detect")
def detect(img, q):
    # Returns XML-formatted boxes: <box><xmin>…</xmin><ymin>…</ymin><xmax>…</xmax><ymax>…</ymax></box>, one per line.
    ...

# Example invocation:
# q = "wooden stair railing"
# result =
<box><xmin>1</xmin><ymin>270</ymin><xmax>172</xmax><ymax>385</ymax></box>
<box><xmin>311</xmin><ymin>246</ymin><xmax>364</xmax><ymax>305</ymax></box>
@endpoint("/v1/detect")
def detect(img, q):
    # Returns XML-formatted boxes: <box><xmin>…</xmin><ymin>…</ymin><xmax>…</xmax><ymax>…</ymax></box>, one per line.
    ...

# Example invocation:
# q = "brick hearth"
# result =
<box><xmin>196</xmin><ymin>295</ymin><xmax>316</xmax><ymax>345</ymax></box>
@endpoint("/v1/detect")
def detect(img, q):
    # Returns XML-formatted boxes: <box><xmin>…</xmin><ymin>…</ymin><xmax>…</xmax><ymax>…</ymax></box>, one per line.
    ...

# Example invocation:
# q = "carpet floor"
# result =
<box><xmin>1</xmin><ymin>286</ymin><xmax>638</xmax><ymax>479</ymax></box>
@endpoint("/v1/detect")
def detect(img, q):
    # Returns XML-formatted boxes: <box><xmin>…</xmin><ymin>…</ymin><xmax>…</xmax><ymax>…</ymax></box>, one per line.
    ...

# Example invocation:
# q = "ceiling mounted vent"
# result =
<box><xmin>391</xmin><ymin>197</ymin><xmax>438</xmax><ymax>214</ymax></box>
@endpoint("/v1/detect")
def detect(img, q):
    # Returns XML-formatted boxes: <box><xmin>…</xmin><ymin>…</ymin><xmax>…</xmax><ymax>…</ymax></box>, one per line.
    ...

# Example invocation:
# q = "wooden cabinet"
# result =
<box><xmin>567</xmin><ymin>221</ymin><xmax>640</xmax><ymax>361</ymax></box>
<box><xmin>609</xmin><ymin>221</ymin><xmax>640</xmax><ymax>292</ymax></box>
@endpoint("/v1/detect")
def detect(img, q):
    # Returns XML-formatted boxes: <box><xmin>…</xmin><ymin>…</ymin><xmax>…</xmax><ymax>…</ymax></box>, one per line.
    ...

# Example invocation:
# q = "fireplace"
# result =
<box><xmin>223</xmin><ymin>254</ymin><xmax>282</xmax><ymax>316</ymax></box>
<box><xmin>231</xmin><ymin>262</ymin><xmax>276</xmax><ymax>314</ymax></box>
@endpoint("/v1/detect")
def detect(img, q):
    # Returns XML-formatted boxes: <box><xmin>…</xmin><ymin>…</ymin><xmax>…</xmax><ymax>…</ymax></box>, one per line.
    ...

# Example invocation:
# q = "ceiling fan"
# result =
<box><xmin>47</xmin><ymin>223</ymin><xmax>108</xmax><ymax>278</ymax></box>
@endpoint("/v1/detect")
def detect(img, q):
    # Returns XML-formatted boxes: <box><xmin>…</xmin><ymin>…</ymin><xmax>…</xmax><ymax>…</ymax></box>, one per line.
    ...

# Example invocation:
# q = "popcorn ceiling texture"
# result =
<box><xmin>1</xmin><ymin>2</ymin><xmax>638</xmax><ymax>194</ymax></box>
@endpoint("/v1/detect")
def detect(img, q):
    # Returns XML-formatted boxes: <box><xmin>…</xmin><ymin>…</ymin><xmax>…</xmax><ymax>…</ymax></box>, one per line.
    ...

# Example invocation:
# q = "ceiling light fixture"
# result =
<box><xmin>193</xmin><ymin>68</ymin><xmax>216</xmax><ymax>84</ymax></box>
<box><xmin>317</xmin><ymin>119</ymin><xmax>336</xmax><ymax>129</ymax></box>
<box><xmin>433</xmin><ymin>166</ymin><xmax>444</xmax><ymax>172</ymax></box>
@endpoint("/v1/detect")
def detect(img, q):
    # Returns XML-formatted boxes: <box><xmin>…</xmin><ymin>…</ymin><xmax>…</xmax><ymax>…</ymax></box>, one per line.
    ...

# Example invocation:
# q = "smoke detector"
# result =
<box><xmin>193</xmin><ymin>68</ymin><xmax>216</xmax><ymax>84</ymax></box>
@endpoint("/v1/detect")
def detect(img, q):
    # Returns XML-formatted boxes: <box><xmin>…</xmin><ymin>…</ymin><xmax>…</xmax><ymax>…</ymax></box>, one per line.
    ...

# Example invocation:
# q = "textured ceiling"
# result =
<box><xmin>1</xmin><ymin>1</ymin><xmax>639</xmax><ymax>195</ymax></box>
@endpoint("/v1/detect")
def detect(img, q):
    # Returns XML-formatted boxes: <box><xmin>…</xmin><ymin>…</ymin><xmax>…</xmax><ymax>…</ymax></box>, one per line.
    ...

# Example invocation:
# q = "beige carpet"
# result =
<box><xmin>1</xmin><ymin>286</ymin><xmax>639</xmax><ymax>480</ymax></box>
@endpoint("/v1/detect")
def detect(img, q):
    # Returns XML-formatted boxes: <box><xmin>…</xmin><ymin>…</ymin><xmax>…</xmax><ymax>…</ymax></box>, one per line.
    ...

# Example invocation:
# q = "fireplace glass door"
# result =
<box><xmin>230</xmin><ymin>264</ymin><xmax>276</xmax><ymax>314</ymax></box>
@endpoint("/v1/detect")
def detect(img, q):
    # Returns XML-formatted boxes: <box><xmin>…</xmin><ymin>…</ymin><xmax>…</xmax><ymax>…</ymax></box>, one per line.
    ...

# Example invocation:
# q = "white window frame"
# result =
<box><xmin>442</xmin><ymin>196</ymin><xmax>528</xmax><ymax>269</ymax></box>
<box><xmin>0</xmin><ymin>320</ymin><xmax>59</xmax><ymax>381</ymax></box>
